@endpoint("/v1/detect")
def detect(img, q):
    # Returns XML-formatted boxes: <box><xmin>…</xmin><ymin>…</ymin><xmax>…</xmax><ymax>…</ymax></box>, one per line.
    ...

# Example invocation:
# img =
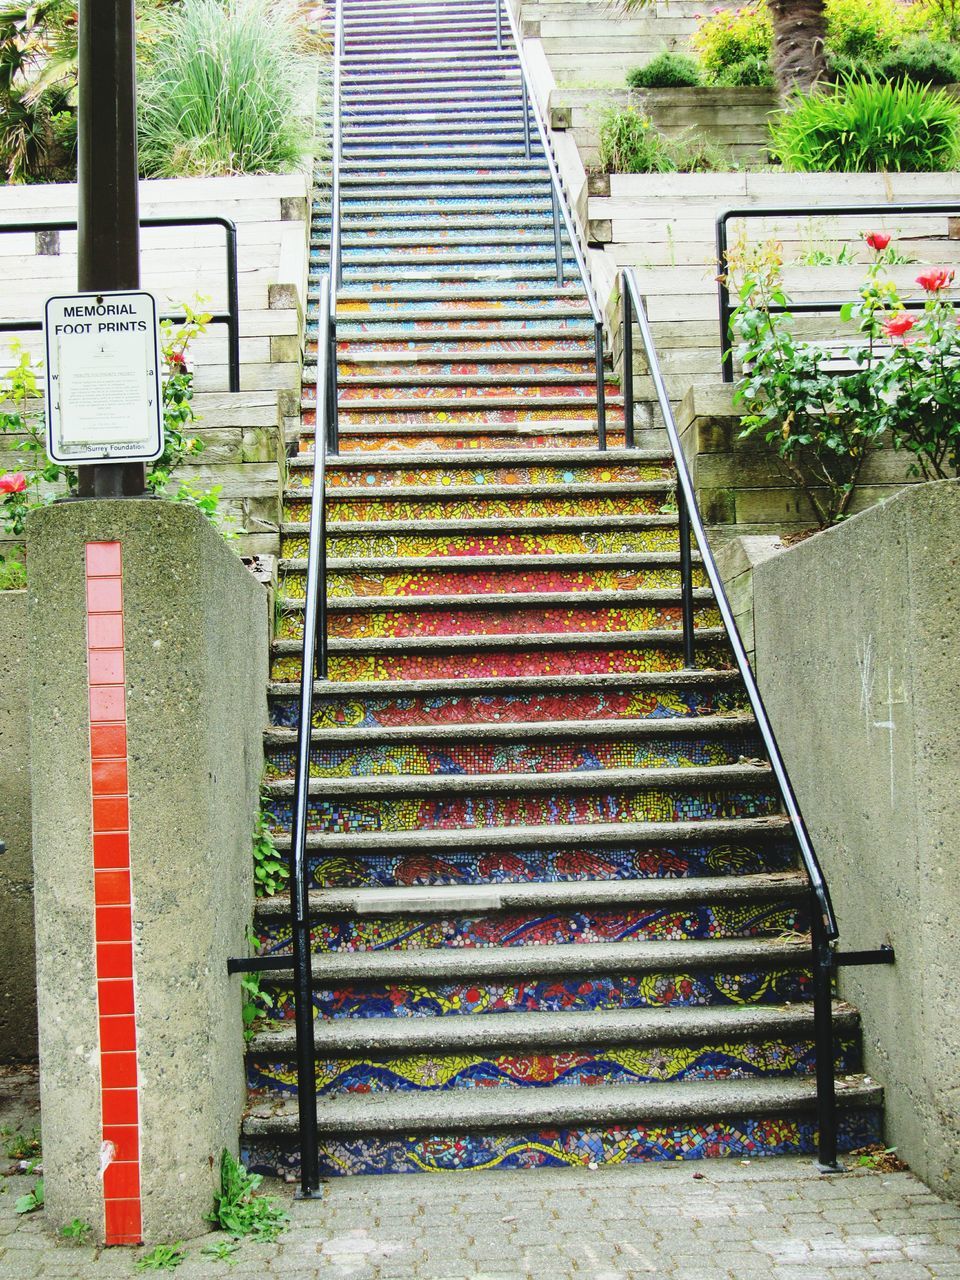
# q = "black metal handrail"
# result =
<box><xmin>498</xmin><ymin>0</ymin><xmax>607</xmax><ymax>448</ymax></box>
<box><xmin>621</xmin><ymin>266</ymin><xmax>847</xmax><ymax>1167</ymax></box>
<box><xmin>285</xmin><ymin>273</ymin><xmax>333</xmax><ymax>1197</ymax></box>
<box><xmin>716</xmin><ymin>202</ymin><xmax>960</xmax><ymax>383</ymax></box>
<box><xmin>325</xmin><ymin>0</ymin><xmax>343</xmax><ymax>454</ymax></box>
<box><xmin>0</xmin><ymin>216</ymin><xmax>241</xmax><ymax>392</ymax></box>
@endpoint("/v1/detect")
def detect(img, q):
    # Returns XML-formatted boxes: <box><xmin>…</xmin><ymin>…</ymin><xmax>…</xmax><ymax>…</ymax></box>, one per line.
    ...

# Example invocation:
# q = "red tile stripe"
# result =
<box><xmin>85</xmin><ymin>542</ymin><xmax>142</xmax><ymax>1246</ymax></box>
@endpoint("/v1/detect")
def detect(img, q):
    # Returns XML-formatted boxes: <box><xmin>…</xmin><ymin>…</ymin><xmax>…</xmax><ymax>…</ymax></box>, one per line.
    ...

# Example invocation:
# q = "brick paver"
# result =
<box><xmin>4</xmin><ymin>1068</ymin><xmax>960</xmax><ymax>1278</ymax></box>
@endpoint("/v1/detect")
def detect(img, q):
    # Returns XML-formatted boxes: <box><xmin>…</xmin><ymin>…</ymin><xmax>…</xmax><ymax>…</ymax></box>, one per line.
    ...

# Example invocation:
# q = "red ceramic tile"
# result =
<box><xmin>86</xmin><ymin>577</ymin><xmax>123</xmax><ymax>613</ymax></box>
<box><xmin>103</xmin><ymin>1161</ymin><xmax>140</xmax><ymax>1201</ymax></box>
<box><xmin>91</xmin><ymin>760</ymin><xmax>128</xmax><ymax>797</ymax></box>
<box><xmin>96</xmin><ymin>941</ymin><xmax>133</xmax><ymax>982</ymax></box>
<box><xmin>90</xmin><ymin>724</ymin><xmax>127</xmax><ymax>760</ymax></box>
<box><xmin>85</xmin><ymin>542</ymin><xmax>122</xmax><ymax>577</ymax></box>
<box><xmin>100</xmin><ymin>1088</ymin><xmax>139</xmax><ymax>1127</ymax></box>
<box><xmin>104</xmin><ymin>1198</ymin><xmax>142</xmax><ymax>1246</ymax></box>
<box><xmin>87</xmin><ymin>613</ymin><xmax>124</xmax><ymax>650</ymax></box>
<box><xmin>92</xmin><ymin>796</ymin><xmax>129</xmax><ymax>833</ymax></box>
<box><xmin>101</xmin><ymin>1124</ymin><xmax>139</xmax><ymax>1164</ymax></box>
<box><xmin>89</xmin><ymin>685</ymin><xmax>125</xmax><ymax>723</ymax></box>
<box><xmin>93</xmin><ymin>833</ymin><xmax>130</xmax><ymax>871</ymax></box>
<box><xmin>97</xmin><ymin>979</ymin><xmax>135</xmax><ymax>1017</ymax></box>
<box><xmin>98</xmin><ymin>1014</ymin><xmax>137</xmax><ymax>1053</ymax></box>
<box><xmin>100</xmin><ymin>1051</ymin><xmax>138</xmax><ymax>1091</ymax></box>
<box><xmin>95</xmin><ymin>905</ymin><xmax>133</xmax><ymax>944</ymax></box>
<box><xmin>94</xmin><ymin>870</ymin><xmax>131</xmax><ymax>906</ymax></box>
<box><xmin>88</xmin><ymin>649</ymin><xmax>125</xmax><ymax>685</ymax></box>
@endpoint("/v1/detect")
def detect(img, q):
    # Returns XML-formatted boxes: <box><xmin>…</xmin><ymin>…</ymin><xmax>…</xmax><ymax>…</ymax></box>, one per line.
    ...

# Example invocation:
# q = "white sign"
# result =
<box><xmin>44</xmin><ymin>290</ymin><xmax>163</xmax><ymax>464</ymax></box>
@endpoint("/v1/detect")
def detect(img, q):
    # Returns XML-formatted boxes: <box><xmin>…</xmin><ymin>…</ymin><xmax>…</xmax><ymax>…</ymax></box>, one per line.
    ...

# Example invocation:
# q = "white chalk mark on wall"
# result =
<box><xmin>873</xmin><ymin>667</ymin><xmax>904</xmax><ymax>808</ymax></box>
<box><xmin>857</xmin><ymin>634</ymin><xmax>877</xmax><ymax>729</ymax></box>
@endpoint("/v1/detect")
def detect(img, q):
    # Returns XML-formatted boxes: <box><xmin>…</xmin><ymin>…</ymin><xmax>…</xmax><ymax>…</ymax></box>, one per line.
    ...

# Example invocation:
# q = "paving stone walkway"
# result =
<box><xmin>4</xmin><ymin>1068</ymin><xmax>960</xmax><ymax>1278</ymax></box>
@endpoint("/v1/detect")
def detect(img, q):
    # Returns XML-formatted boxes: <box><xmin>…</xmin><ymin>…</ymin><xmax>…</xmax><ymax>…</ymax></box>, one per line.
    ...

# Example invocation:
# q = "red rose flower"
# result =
<box><xmin>884</xmin><ymin>313</ymin><xmax>915</xmax><ymax>338</ymax></box>
<box><xmin>0</xmin><ymin>472</ymin><xmax>26</xmax><ymax>494</ymax></box>
<box><xmin>865</xmin><ymin>231</ymin><xmax>891</xmax><ymax>251</ymax></box>
<box><xmin>917</xmin><ymin>268</ymin><xmax>955</xmax><ymax>293</ymax></box>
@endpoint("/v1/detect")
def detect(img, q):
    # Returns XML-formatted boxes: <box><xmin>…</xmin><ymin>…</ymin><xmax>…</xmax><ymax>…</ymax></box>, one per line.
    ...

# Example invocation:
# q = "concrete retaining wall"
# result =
<box><xmin>742</xmin><ymin>479</ymin><xmax>960</xmax><ymax>1197</ymax></box>
<box><xmin>0</xmin><ymin>588</ymin><xmax>35</xmax><ymax>1061</ymax></box>
<box><xmin>27</xmin><ymin>499</ymin><xmax>267</xmax><ymax>1242</ymax></box>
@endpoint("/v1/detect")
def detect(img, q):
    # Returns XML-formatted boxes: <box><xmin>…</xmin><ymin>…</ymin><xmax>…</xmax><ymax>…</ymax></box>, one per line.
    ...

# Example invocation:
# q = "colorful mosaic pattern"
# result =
<box><xmin>321</xmin><ymin>565</ymin><xmax>707</xmax><ymax>599</ymax></box>
<box><xmin>248</xmin><ymin>1036</ymin><xmax>860</xmax><ymax>1096</ymax></box>
<box><xmin>333</xmin><ymin>385</ymin><xmax>615</xmax><ymax>405</ymax></box>
<box><xmin>307</xmin><ymin>528</ymin><xmax>683</xmax><ymax>559</ymax></box>
<box><xmin>304</xmin><ymin>604</ymin><xmax>722</xmax><ymax>642</ymax></box>
<box><xmin>263</xmin><ymin>732</ymin><xmax>764</xmax><ymax>781</ymax></box>
<box><xmin>318</xmin><ymin>493</ymin><xmax>667</xmax><ymax>522</ymax></box>
<box><xmin>336</xmin><ymin>432</ymin><xmax>630</xmax><ymax>455</ymax></box>
<box><xmin>257</xmin><ymin>900</ymin><xmax>805</xmax><ymax>956</ymax></box>
<box><xmin>262</xmin><ymin>968</ymin><xmax>814</xmax><ymax>1023</ymax></box>
<box><xmin>318</xmin><ymin>461</ymin><xmax>670</xmax><ymax>489</ymax></box>
<box><xmin>269</xmin><ymin>683</ymin><xmax>749</xmax><ymax>730</ymax></box>
<box><xmin>284</xmin><ymin>839</ymin><xmax>797</xmax><ymax>890</ymax></box>
<box><xmin>272</xmin><ymin>639</ymin><xmax>733</xmax><ymax>682</ymax></box>
<box><xmin>338</xmin><ymin>361</ymin><xmax>598</xmax><ymax>380</ymax></box>
<box><xmin>243</xmin><ymin>1109</ymin><xmax>883</xmax><ymax>1177</ymax></box>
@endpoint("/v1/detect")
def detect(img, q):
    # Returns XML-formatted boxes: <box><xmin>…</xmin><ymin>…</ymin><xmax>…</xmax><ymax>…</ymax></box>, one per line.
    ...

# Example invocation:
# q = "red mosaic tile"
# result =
<box><xmin>100</xmin><ymin>1051</ymin><xmax>138</xmax><ymax>1091</ymax></box>
<box><xmin>100</xmin><ymin>1089</ymin><xmax>139</xmax><ymax>1126</ymax></box>
<box><xmin>91</xmin><ymin>760</ymin><xmax>128</xmax><ymax>797</ymax></box>
<box><xmin>90</xmin><ymin>725</ymin><xmax>127</xmax><ymax>759</ymax></box>
<box><xmin>86</xmin><ymin>577</ymin><xmax>123</xmax><ymax>612</ymax></box>
<box><xmin>93</xmin><ymin>833</ymin><xmax>130</xmax><ymax>871</ymax></box>
<box><xmin>95</xmin><ymin>906</ymin><xmax>133</xmax><ymax>945</ymax></box>
<box><xmin>87</xmin><ymin>613</ymin><xmax>124</xmax><ymax>649</ymax></box>
<box><xmin>101</xmin><ymin>1124</ymin><xmax>139</xmax><ymax>1164</ymax></box>
<box><xmin>97</xmin><ymin>979</ymin><xmax>135</xmax><ymax>1017</ymax></box>
<box><xmin>96</xmin><ymin>942</ymin><xmax>133</xmax><ymax>982</ymax></box>
<box><xmin>103</xmin><ymin>1197</ymin><xmax>142</xmax><ymax>1246</ymax></box>
<box><xmin>88</xmin><ymin>649</ymin><xmax>125</xmax><ymax>685</ymax></box>
<box><xmin>92</xmin><ymin>796</ymin><xmax>129</xmax><ymax>833</ymax></box>
<box><xmin>103</xmin><ymin>1160</ymin><xmax>140</xmax><ymax>1201</ymax></box>
<box><xmin>98</xmin><ymin>1014</ymin><xmax>137</xmax><ymax>1053</ymax></box>
<box><xmin>94</xmin><ymin>870</ymin><xmax>131</xmax><ymax>906</ymax></box>
<box><xmin>89</xmin><ymin>685</ymin><xmax>125</xmax><ymax>723</ymax></box>
<box><xmin>85</xmin><ymin>543</ymin><xmax>122</xmax><ymax>576</ymax></box>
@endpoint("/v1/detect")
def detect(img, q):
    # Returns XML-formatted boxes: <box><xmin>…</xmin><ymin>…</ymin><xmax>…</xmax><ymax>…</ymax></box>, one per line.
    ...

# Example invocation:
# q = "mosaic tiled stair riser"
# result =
<box><xmin>242</xmin><ymin>0</ymin><xmax>882</xmax><ymax>1175</ymax></box>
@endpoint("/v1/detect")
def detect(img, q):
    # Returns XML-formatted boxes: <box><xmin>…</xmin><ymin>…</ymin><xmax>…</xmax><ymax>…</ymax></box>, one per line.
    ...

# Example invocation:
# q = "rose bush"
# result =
<box><xmin>728</xmin><ymin>232</ymin><xmax>960</xmax><ymax>525</ymax></box>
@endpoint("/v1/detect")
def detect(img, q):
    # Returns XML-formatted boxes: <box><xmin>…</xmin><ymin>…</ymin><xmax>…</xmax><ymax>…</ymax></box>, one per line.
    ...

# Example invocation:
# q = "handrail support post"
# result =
<box><xmin>677</xmin><ymin>488</ymin><xmax>696</xmax><ymax>669</ymax></box>
<box><xmin>813</xmin><ymin>903</ymin><xmax>843</xmax><ymax>1173</ymax></box>
<box><xmin>550</xmin><ymin>187</ymin><xmax>564</xmax><ymax>286</ymax></box>
<box><xmin>622</xmin><ymin>276</ymin><xmax>634</xmax><ymax>449</ymax></box>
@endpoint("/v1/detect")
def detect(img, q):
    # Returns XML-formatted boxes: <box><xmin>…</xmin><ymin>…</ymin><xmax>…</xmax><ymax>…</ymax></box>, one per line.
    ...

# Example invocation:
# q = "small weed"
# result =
<box><xmin>14</xmin><ymin>1178</ymin><xmax>43</xmax><ymax>1214</ymax></box>
<box><xmin>850</xmin><ymin>1144</ymin><xmax>909</xmax><ymax>1171</ymax></box>
<box><xmin>5</xmin><ymin>1127</ymin><xmax>40</xmax><ymax>1161</ymax></box>
<box><xmin>253</xmin><ymin>804</ymin><xmax>288</xmax><ymax>898</ymax></box>
<box><xmin>61</xmin><ymin>1218</ymin><xmax>93</xmax><ymax>1244</ymax></box>
<box><xmin>134</xmin><ymin>1243</ymin><xmax>186</xmax><ymax>1272</ymax></box>
<box><xmin>210</xmin><ymin>1150</ymin><xmax>288</xmax><ymax>1242</ymax></box>
<box><xmin>201</xmin><ymin>1239</ymin><xmax>241</xmax><ymax>1263</ymax></box>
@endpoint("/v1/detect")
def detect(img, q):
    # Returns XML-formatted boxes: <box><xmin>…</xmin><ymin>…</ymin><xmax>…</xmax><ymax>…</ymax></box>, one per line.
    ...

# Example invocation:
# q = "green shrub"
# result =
<box><xmin>597</xmin><ymin>104</ymin><xmax>674</xmax><ymax>172</ymax></box>
<box><xmin>137</xmin><ymin>0</ymin><xmax>311</xmax><ymax>177</ymax></box>
<box><xmin>691</xmin><ymin>5</ymin><xmax>772</xmax><ymax>83</ymax></box>
<box><xmin>824</xmin><ymin>0</ymin><xmax>908</xmax><ymax>59</ymax></box>
<box><xmin>626</xmin><ymin>51</ymin><xmax>701</xmax><ymax>88</ymax></box>
<box><xmin>668</xmin><ymin>129</ymin><xmax>732</xmax><ymax>171</ymax></box>
<box><xmin>713</xmin><ymin>54</ymin><xmax>774</xmax><ymax>86</ymax></box>
<box><xmin>879</xmin><ymin>35</ymin><xmax>960</xmax><ymax>83</ymax></box>
<box><xmin>770</xmin><ymin>76</ymin><xmax>960</xmax><ymax>170</ymax></box>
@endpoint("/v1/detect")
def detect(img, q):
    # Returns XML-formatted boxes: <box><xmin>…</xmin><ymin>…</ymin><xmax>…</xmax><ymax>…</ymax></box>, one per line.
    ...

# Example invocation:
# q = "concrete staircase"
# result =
<box><xmin>241</xmin><ymin>0</ymin><xmax>882</xmax><ymax>1178</ymax></box>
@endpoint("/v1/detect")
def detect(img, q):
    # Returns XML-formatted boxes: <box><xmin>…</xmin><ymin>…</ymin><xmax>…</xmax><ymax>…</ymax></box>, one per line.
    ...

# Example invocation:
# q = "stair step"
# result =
<box><xmin>253</xmin><ymin>998</ymin><xmax>855</xmax><ymax>1052</ymax></box>
<box><xmin>244</xmin><ymin>1074</ymin><xmax>882</xmax><ymax>1138</ymax></box>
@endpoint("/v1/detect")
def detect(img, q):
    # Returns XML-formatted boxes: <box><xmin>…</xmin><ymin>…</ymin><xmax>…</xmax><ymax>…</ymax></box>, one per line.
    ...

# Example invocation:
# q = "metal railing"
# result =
<box><xmin>498</xmin><ymin>0</ymin><xmax>607</xmax><ymax>447</ymax></box>
<box><xmin>716</xmin><ymin>202</ymin><xmax>960</xmax><ymax>383</ymax></box>
<box><xmin>0</xmin><ymin>217</ymin><xmax>241</xmax><ymax>392</ymax></box>
<box><xmin>621</xmin><ymin>266</ymin><xmax>895</xmax><ymax>1168</ymax></box>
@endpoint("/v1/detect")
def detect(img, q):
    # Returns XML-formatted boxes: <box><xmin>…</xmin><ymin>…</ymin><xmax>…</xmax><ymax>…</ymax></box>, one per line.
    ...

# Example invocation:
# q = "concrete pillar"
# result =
<box><xmin>0</xmin><ymin>588</ymin><xmax>37</xmax><ymax>1060</ymax></box>
<box><xmin>26</xmin><ymin>499</ymin><xmax>267</xmax><ymax>1245</ymax></box>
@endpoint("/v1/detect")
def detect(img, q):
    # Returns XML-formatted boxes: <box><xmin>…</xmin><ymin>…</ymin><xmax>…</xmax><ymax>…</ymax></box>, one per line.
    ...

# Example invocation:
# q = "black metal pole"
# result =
<box><xmin>495</xmin><ymin>0</ymin><xmax>502</xmax><ymax>48</ymax></box>
<box><xmin>716</xmin><ymin>215</ymin><xmax>734</xmax><ymax>385</ymax></box>
<box><xmin>521</xmin><ymin>80</ymin><xmax>531</xmax><ymax>160</ymax></box>
<box><xmin>622</xmin><ymin>279</ymin><xmax>634</xmax><ymax>449</ymax></box>
<box><xmin>550</xmin><ymin>187</ymin><xmax>564</xmax><ymax>287</ymax></box>
<box><xmin>76</xmin><ymin>0</ymin><xmax>146</xmax><ymax>497</ymax></box>
<box><xmin>594</xmin><ymin>322</ymin><xmax>606</xmax><ymax>452</ymax></box>
<box><xmin>677</xmin><ymin>488</ymin><xmax>696</xmax><ymax>669</ymax></box>
<box><xmin>812</xmin><ymin>900</ymin><xmax>842</xmax><ymax>1171</ymax></box>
